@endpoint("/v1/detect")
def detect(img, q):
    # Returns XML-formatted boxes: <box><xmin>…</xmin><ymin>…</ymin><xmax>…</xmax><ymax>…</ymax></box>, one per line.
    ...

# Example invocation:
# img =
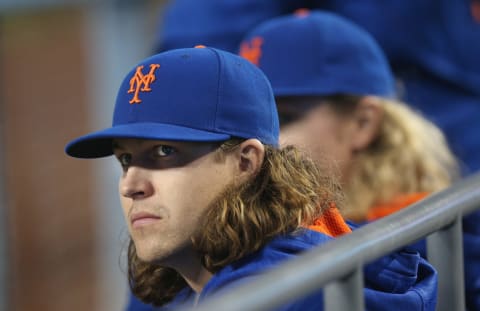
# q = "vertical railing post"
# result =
<box><xmin>324</xmin><ymin>266</ymin><xmax>365</xmax><ymax>311</ymax></box>
<box><xmin>427</xmin><ymin>215</ymin><xmax>465</xmax><ymax>311</ymax></box>
<box><xmin>0</xmin><ymin>18</ymin><xmax>10</xmax><ymax>311</ymax></box>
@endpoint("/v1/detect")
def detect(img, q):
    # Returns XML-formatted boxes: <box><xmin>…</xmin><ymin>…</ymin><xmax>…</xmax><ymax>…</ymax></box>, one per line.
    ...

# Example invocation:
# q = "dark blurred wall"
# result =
<box><xmin>0</xmin><ymin>8</ymin><xmax>96</xmax><ymax>311</ymax></box>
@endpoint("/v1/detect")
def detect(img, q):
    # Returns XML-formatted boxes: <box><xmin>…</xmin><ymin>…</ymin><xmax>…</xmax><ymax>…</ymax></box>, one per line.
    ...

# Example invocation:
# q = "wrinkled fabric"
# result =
<box><xmin>361</xmin><ymin>194</ymin><xmax>480</xmax><ymax>311</ymax></box>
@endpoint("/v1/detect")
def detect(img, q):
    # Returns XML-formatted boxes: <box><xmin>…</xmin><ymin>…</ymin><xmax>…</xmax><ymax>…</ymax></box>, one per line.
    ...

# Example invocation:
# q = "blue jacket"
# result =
<box><xmin>157</xmin><ymin>0</ymin><xmax>480</xmax><ymax>174</ymax></box>
<box><xmin>409</xmin><ymin>211</ymin><xmax>480</xmax><ymax>311</ymax></box>
<box><xmin>126</xmin><ymin>228</ymin><xmax>437</xmax><ymax>310</ymax></box>
<box><xmin>464</xmin><ymin>211</ymin><xmax>480</xmax><ymax>309</ymax></box>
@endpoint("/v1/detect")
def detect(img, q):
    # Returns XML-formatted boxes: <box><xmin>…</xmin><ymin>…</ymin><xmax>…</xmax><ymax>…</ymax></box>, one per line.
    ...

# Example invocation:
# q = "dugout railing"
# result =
<box><xmin>177</xmin><ymin>171</ymin><xmax>480</xmax><ymax>311</ymax></box>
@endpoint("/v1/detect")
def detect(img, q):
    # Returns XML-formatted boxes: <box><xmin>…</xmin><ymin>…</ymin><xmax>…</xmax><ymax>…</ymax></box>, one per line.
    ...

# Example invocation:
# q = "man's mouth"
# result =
<box><xmin>130</xmin><ymin>211</ymin><xmax>162</xmax><ymax>228</ymax></box>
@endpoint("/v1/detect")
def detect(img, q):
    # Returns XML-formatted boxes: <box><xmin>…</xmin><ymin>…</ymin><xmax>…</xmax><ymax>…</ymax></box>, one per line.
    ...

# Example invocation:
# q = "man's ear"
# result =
<box><xmin>236</xmin><ymin>139</ymin><xmax>265</xmax><ymax>179</ymax></box>
<box><xmin>350</xmin><ymin>96</ymin><xmax>384</xmax><ymax>152</ymax></box>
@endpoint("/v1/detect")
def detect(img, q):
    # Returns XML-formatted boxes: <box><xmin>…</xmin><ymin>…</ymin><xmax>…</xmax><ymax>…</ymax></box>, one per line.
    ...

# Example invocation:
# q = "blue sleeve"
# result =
<box><xmin>271</xmin><ymin>248</ymin><xmax>437</xmax><ymax>311</ymax></box>
<box><xmin>463</xmin><ymin>211</ymin><xmax>480</xmax><ymax>311</ymax></box>
<box><xmin>364</xmin><ymin>249</ymin><xmax>437</xmax><ymax>311</ymax></box>
<box><xmin>407</xmin><ymin>212</ymin><xmax>480</xmax><ymax>311</ymax></box>
<box><xmin>348</xmin><ymin>221</ymin><xmax>437</xmax><ymax>310</ymax></box>
<box><xmin>157</xmin><ymin>0</ymin><xmax>304</xmax><ymax>53</ymax></box>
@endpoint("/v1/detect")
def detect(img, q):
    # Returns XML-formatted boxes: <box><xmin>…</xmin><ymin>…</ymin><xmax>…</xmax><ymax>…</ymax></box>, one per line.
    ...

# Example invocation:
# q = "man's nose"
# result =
<box><xmin>119</xmin><ymin>166</ymin><xmax>154</xmax><ymax>199</ymax></box>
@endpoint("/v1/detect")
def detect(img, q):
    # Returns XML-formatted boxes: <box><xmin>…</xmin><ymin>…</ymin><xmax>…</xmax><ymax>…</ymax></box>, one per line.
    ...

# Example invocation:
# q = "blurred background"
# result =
<box><xmin>0</xmin><ymin>0</ymin><xmax>168</xmax><ymax>310</ymax></box>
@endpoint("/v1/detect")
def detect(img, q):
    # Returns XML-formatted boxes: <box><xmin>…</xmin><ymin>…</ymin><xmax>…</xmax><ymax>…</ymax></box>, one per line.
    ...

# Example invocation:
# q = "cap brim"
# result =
<box><xmin>65</xmin><ymin>123</ymin><xmax>231</xmax><ymax>158</ymax></box>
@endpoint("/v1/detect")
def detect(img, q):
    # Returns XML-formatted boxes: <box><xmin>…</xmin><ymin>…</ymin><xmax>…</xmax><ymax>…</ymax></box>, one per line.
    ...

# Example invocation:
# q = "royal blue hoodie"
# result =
<box><xmin>126</xmin><ymin>228</ymin><xmax>437</xmax><ymax>310</ymax></box>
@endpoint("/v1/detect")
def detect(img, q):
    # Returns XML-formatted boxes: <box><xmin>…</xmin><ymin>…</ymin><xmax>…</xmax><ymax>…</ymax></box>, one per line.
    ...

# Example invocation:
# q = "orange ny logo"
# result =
<box><xmin>127</xmin><ymin>64</ymin><xmax>161</xmax><ymax>104</ymax></box>
<box><xmin>239</xmin><ymin>37</ymin><xmax>264</xmax><ymax>66</ymax></box>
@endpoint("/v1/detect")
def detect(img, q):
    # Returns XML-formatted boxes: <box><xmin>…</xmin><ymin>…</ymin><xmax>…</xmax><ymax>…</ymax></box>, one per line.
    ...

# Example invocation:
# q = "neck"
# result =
<box><xmin>181</xmin><ymin>265</ymin><xmax>214</xmax><ymax>294</ymax></box>
<box><xmin>165</xmin><ymin>248</ymin><xmax>213</xmax><ymax>294</ymax></box>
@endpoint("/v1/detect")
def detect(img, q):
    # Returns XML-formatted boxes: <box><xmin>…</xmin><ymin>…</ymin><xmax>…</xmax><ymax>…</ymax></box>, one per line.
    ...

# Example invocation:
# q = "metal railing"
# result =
<box><xmin>177</xmin><ymin>172</ymin><xmax>480</xmax><ymax>311</ymax></box>
<box><xmin>0</xmin><ymin>18</ymin><xmax>10</xmax><ymax>311</ymax></box>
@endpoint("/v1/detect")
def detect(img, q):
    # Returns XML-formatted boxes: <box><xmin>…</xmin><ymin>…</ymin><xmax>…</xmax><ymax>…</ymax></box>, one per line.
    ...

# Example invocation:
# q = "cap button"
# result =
<box><xmin>294</xmin><ymin>8</ymin><xmax>310</xmax><ymax>17</ymax></box>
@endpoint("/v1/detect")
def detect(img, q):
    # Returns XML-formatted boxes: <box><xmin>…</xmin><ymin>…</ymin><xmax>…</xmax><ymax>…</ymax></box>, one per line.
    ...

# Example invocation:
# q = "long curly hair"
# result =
<box><xmin>325</xmin><ymin>95</ymin><xmax>459</xmax><ymax>221</ymax></box>
<box><xmin>128</xmin><ymin>140</ymin><xmax>343</xmax><ymax>306</ymax></box>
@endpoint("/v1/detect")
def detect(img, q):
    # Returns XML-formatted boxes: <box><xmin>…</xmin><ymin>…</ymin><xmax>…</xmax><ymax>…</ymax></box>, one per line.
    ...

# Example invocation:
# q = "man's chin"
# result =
<box><xmin>133</xmin><ymin>240</ymin><xmax>193</xmax><ymax>267</ymax></box>
<box><xmin>132</xmin><ymin>239</ymin><xmax>167</xmax><ymax>263</ymax></box>
<box><xmin>134</xmin><ymin>248</ymin><xmax>158</xmax><ymax>263</ymax></box>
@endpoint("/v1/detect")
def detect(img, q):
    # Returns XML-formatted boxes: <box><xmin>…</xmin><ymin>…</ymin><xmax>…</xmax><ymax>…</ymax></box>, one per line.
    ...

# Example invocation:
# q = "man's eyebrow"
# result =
<box><xmin>112</xmin><ymin>141</ymin><xmax>125</xmax><ymax>151</ymax></box>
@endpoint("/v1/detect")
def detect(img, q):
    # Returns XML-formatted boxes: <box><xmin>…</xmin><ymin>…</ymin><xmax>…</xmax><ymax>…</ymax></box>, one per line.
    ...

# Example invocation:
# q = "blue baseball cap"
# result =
<box><xmin>239</xmin><ymin>10</ymin><xmax>395</xmax><ymax>97</ymax></box>
<box><xmin>65</xmin><ymin>46</ymin><xmax>279</xmax><ymax>158</ymax></box>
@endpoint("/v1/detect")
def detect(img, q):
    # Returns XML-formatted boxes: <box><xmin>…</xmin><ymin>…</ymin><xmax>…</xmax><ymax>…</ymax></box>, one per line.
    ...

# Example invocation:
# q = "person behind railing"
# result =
<box><xmin>239</xmin><ymin>9</ymin><xmax>460</xmax><ymax>224</ymax></box>
<box><xmin>237</xmin><ymin>9</ymin><xmax>480</xmax><ymax>310</ymax></box>
<box><xmin>63</xmin><ymin>46</ymin><xmax>367</xmax><ymax>310</ymax></box>
<box><xmin>64</xmin><ymin>46</ymin><xmax>341</xmax><ymax>310</ymax></box>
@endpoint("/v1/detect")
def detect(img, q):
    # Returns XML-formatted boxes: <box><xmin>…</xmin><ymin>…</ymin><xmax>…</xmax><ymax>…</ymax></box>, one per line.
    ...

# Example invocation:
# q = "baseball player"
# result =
<box><xmin>66</xmin><ymin>46</ymin><xmax>436</xmax><ymax>310</ymax></box>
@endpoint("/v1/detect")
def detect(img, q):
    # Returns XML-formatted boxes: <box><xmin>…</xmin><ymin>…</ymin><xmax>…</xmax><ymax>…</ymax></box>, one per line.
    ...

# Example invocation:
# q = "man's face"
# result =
<box><xmin>276</xmin><ymin>97</ymin><xmax>355</xmax><ymax>180</ymax></box>
<box><xmin>113</xmin><ymin>139</ymin><xmax>237</xmax><ymax>267</ymax></box>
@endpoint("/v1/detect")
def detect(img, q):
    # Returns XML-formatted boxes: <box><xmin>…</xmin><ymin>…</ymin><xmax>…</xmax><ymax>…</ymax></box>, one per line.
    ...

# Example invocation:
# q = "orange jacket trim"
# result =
<box><xmin>366</xmin><ymin>192</ymin><xmax>430</xmax><ymax>221</ymax></box>
<box><xmin>309</xmin><ymin>206</ymin><xmax>352</xmax><ymax>237</ymax></box>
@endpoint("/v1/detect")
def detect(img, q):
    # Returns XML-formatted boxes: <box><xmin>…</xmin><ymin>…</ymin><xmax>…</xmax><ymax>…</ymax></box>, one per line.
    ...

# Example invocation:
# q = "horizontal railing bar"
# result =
<box><xmin>176</xmin><ymin>172</ymin><xmax>480</xmax><ymax>311</ymax></box>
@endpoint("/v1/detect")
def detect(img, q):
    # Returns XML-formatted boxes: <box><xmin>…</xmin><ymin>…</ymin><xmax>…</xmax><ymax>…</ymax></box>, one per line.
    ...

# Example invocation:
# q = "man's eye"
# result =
<box><xmin>155</xmin><ymin>145</ymin><xmax>176</xmax><ymax>157</ymax></box>
<box><xmin>118</xmin><ymin>154</ymin><xmax>132</xmax><ymax>167</ymax></box>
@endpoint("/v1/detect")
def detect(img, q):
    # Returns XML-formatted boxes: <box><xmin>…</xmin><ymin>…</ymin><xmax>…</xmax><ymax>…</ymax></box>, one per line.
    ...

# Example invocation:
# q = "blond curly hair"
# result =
<box><xmin>325</xmin><ymin>95</ymin><xmax>459</xmax><ymax>221</ymax></box>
